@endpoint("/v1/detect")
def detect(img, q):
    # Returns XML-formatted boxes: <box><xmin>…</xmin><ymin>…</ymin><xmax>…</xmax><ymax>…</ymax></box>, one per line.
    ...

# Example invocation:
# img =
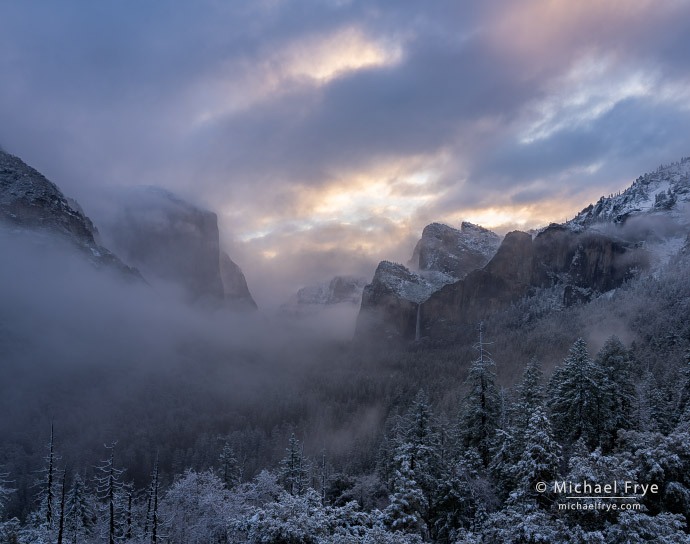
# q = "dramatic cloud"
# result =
<box><xmin>1</xmin><ymin>0</ymin><xmax>689</xmax><ymax>299</ymax></box>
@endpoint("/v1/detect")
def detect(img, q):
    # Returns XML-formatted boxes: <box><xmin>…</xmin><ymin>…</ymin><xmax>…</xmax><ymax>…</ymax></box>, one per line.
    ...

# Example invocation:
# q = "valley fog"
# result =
<box><xmin>0</xmin><ymin>230</ymin><xmax>377</xmax><ymax>492</ymax></box>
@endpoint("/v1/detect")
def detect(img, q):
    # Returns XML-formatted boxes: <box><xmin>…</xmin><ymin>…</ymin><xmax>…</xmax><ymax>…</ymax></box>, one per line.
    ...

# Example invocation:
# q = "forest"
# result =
<box><xmin>0</xmin><ymin>241</ymin><xmax>689</xmax><ymax>543</ymax></box>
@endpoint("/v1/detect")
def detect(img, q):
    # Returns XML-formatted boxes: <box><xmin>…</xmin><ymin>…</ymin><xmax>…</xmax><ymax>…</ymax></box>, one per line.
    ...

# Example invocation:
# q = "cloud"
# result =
<box><xmin>1</xmin><ymin>0</ymin><xmax>690</xmax><ymax>295</ymax></box>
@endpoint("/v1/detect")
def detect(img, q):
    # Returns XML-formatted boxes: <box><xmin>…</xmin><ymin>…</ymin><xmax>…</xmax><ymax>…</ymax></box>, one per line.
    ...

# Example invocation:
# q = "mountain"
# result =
<box><xmin>568</xmin><ymin>158</ymin><xmax>690</xmax><ymax>230</ymax></box>
<box><xmin>281</xmin><ymin>275</ymin><xmax>367</xmax><ymax>316</ymax></box>
<box><xmin>355</xmin><ymin>158</ymin><xmax>690</xmax><ymax>345</ymax></box>
<box><xmin>409</xmin><ymin>221</ymin><xmax>501</xmax><ymax>279</ymax></box>
<box><xmin>0</xmin><ymin>149</ymin><xmax>138</xmax><ymax>276</ymax></box>
<box><xmin>98</xmin><ymin>186</ymin><xmax>257</xmax><ymax>309</ymax></box>
<box><xmin>297</xmin><ymin>275</ymin><xmax>368</xmax><ymax>306</ymax></box>
<box><xmin>419</xmin><ymin>225</ymin><xmax>644</xmax><ymax>340</ymax></box>
<box><xmin>355</xmin><ymin>262</ymin><xmax>439</xmax><ymax>341</ymax></box>
<box><xmin>355</xmin><ymin>222</ymin><xmax>501</xmax><ymax>342</ymax></box>
<box><xmin>220</xmin><ymin>252</ymin><xmax>258</xmax><ymax>310</ymax></box>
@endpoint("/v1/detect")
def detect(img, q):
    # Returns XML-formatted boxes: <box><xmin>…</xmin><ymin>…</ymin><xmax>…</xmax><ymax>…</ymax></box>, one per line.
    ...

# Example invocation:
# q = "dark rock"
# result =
<box><xmin>409</xmin><ymin>222</ymin><xmax>501</xmax><ymax>279</ymax></box>
<box><xmin>220</xmin><ymin>251</ymin><xmax>257</xmax><ymax>309</ymax></box>
<box><xmin>0</xmin><ymin>149</ymin><xmax>138</xmax><ymax>276</ymax></box>
<box><xmin>100</xmin><ymin>187</ymin><xmax>256</xmax><ymax>309</ymax></box>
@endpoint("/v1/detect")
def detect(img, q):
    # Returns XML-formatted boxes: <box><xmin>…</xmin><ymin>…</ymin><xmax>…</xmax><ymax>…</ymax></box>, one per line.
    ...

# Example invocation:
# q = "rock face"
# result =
<box><xmin>410</xmin><ymin>222</ymin><xmax>501</xmax><ymax>279</ymax></box>
<box><xmin>99</xmin><ymin>186</ymin><xmax>257</xmax><ymax>309</ymax></box>
<box><xmin>356</xmin><ymin>159</ymin><xmax>690</xmax><ymax>343</ymax></box>
<box><xmin>568</xmin><ymin>158</ymin><xmax>690</xmax><ymax>230</ymax></box>
<box><xmin>297</xmin><ymin>276</ymin><xmax>368</xmax><ymax>306</ymax></box>
<box><xmin>421</xmin><ymin>226</ymin><xmax>643</xmax><ymax>339</ymax></box>
<box><xmin>282</xmin><ymin>275</ymin><xmax>367</xmax><ymax>316</ymax></box>
<box><xmin>0</xmin><ymin>149</ymin><xmax>137</xmax><ymax>275</ymax></box>
<box><xmin>356</xmin><ymin>222</ymin><xmax>502</xmax><ymax>342</ymax></box>
<box><xmin>355</xmin><ymin>262</ymin><xmax>435</xmax><ymax>341</ymax></box>
<box><xmin>220</xmin><ymin>252</ymin><xmax>257</xmax><ymax>309</ymax></box>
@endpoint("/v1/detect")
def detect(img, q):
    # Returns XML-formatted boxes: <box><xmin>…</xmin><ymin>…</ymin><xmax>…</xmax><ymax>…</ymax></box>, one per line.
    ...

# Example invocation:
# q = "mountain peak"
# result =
<box><xmin>411</xmin><ymin>221</ymin><xmax>501</xmax><ymax>280</ymax></box>
<box><xmin>0</xmin><ymin>149</ymin><xmax>137</xmax><ymax>275</ymax></box>
<box><xmin>568</xmin><ymin>156</ymin><xmax>690</xmax><ymax>230</ymax></box>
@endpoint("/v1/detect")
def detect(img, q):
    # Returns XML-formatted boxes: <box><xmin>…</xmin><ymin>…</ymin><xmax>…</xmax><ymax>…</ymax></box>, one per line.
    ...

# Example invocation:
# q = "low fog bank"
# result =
<box><xmin>0</xmin><ymin>230</ymin><xmax>378</xmax><ymax>492</ymax></box>
<box><xmin>3</xmin><ymin>218</ymin><xmax>689</xmax><ymax>519</ymax></box>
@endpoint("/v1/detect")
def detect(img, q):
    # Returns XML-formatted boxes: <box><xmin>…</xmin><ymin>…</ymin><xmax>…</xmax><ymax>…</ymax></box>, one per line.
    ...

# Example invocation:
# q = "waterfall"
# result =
<box><xmin>415</xmin><ymin>303</ymin><xmax>421</xmax><ymax>341</ymax></box>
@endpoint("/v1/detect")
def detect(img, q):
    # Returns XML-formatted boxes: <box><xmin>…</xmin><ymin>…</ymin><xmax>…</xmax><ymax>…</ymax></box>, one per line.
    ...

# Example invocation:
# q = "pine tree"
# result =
<box><xmin>57</xmin><ymin>469</ymin><xmax>66</xmax><ymax>544</ymax></box>
<box><xmin>514</xmin><ymin>358</ymin><xmax>544</xmax><ymax>430</ymax></box>
<box><xmin>383</xmin><ymin>455</ymin><xmax>426</xmax><ymax>536</ymax></box>
<box><xmin>461</xmin><ymin>323</ymin><xmax>501</xmax><ymax>467</ymax></box>
<box><xmin>144</xmin><ymin>453</ymin><xmax>160</xmax><ymax>543</ymax></box>
<box><xmin>218</xmin><ymin>441</ymin><xmax>239</xmax><ymax>490</ymax></box>
<box><xmin>93</xmin><ymin>442</ymin><xmax>125</xmax><ymax>544</ymax></box>
<box><xmin>509</xmin><ymin>407</ymin><xmax>561</xmax><ymax>509</ymax></box>
<box><xmin>64</xmin><ymin>473</ymin><xmax>94</xmax><ymax>544</ymax></box>
<box><xmin>493</xmin><ymin>357</ymin><xmax>546</xmax><ymax>492</ymax></box>
<box><xmin>594</xmin><ymin>336</ymin><xmax>636</xmax><ymax>450</ymax></box>
<box><xmin>279</xmin><ymin>433</ymin><xmax>309</xmax><ymax>496</ymax></box>
<box><xmin>122</xmin><ymin>483</ymin><xmax>133</xmax><ymax>542</ymax></box>
<box><xmin>676</xmin><ymin>351</ymin><xmax>690</xmax><ymax>424</ymax></box>
<box><xmin>0</xmin><ymin>469</ymin><xmax>14</xmax><ymax>518</ymax></box>
<box><xmin>320</xmin><ymin>449</ymin><xmax>327</xmax><ymax>506</ymax></box>
<box><xmin>38</xmin><ymin>422</ymin><xmax>58</xmax><ymax>529</ymax></box>
<box><xmin>548</xmin><ymin>338</ymin><xmax>601</xmax><ymax>448</ymax></box>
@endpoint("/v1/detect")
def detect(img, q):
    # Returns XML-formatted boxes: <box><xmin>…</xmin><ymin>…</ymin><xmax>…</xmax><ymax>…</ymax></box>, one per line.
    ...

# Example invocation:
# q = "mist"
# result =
<box><xmin>0</xmin><ymin>227</ymin><xmax>379</xmax><ymax>488</ymax></box>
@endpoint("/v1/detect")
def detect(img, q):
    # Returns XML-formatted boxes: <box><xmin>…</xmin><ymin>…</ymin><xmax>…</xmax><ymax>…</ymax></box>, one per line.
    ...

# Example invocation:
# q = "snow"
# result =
<box><xmin>418</xmin><ymin>222</ymin><xmax>501</xmax><ymax>268</ymax></box>
<box><xmin>373</xmin><ymin>261</ymin><xmax>444</xmax><ymax>304</ymax></box>
<box><xmin>567</xmin><ymin>158</ymin><xmax>690</xmax><ymax>230</ymax></box>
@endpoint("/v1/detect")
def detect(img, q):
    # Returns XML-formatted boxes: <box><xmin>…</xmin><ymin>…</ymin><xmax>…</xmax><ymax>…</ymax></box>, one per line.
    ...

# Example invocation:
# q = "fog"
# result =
<box><xmin>0</xmin><ymin>227</ymin><xmax>380</xmax><ymax>488</ymax></box>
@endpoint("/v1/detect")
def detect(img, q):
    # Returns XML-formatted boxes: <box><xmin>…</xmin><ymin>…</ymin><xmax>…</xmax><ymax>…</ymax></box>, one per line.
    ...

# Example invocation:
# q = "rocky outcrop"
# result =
<box><xmin>99</xmin><ymin>187</ymin><xmax>256</xmax><ymax>309</ymax></box>
<box><xmin>282</xmin><ymin>275</ymin><xmax>367</xmax><ymax>316</ymax></box>
<box><xmin>354</xmin><ymin>262</ymin><xmax>440</xmax><ymax>341</ymax></box>
<box><xmin>568</xmin><ymin>158</ymin><xmax>690</xmax><ymax>230</ymax></box>
<box><xmin>297</xmin><ymin>275</ymin><xmax>367</xmax><ymax>306</ymax></box>
<box><xmin>220</xmin><ymin>252</ymin><xmax>257</xmax><ymax>309</ymax></box>
<box><xmin>355</xmin><ymin>222</ymin><xmax>502</xmax><ymax>342</ymax></box>
<box><xmin>354</xmin><ymin>158</ymin><xmax>690</xmax><ymax>344</ymax></box>
<box><xmin>420</xmin><ymin>226</ymin><xmax>644</xmax><ymax>340</ymax></box>
<box><xmin>357</xmin><ymin>226</ymin><xmax>647</xmax><ymax>343</ymax></box>
<box><xmin>0</xmin><ymin>149</ymin><xmax>138</xmax><ymax>276</ymax></box>
<box><xmin>410</xmin><ymin>222</ymin><xmax>501</xmax><ymax>279</ymax></box>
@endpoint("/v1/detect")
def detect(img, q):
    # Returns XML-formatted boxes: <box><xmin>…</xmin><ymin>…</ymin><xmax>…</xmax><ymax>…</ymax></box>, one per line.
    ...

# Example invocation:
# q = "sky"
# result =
<box><xmin>1</xmin><ymin>0</ymin><xmax>690</xmax><ymax>305</ymax></box>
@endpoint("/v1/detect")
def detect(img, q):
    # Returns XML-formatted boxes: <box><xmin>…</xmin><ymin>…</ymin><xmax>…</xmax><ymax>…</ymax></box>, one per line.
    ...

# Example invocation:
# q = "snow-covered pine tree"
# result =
<box><xmin>93</xmin><ymin>442</ymin><xmax>125</xmax><ymax>544</ymax></box>
<box><xmin>461</xmin><ymin>323</ymin><xmax>501</xmax><ymax>467</ymax></box>
<box><xmin>57</xmin><ymin>469</ymin><xmax>66</xmax><ymax>544</ymax></box>
<box><xmin>320</xmin><ymin>448</ymin><xmax>327</xmax><ymax>506</ymax></box>
<box><xmin>509</xmin><ymin>406</ymin><xmax>561</xmax><ymax>509</ymax></box>
<box><xmin>121</xmin><ymin>482</ymin><xmax>133</xmax><ymax>542</ymax></box>
<box><xmin>676</xmin><ymin>351</ymin><xmax>690</xmax><ymax>425</ymax></box>
<box><xmin>594</xmin><ymin>336</ymin><xmax>636</xmax><ymax>450</ymax></box>
<box><xmin>279</xmin><ymin>433</ymin><xmax>309</xmax><ymax>496</ymax></box>
<box><xmin>563</xmin><ymin>442</ymin><xmax>637</xmax><ymax>532</ymax></box>
<box><xmin>64</xmin><ymin>473</ymin><xmax>94</xmax><ymax>544</ymax></box>
<box><xmin>405</xmin><ymin>391</ymin><xmax>442</xmax><ymax>492</ymax></box>
<box><xmin>514</xmin><ymin>358</ymin><xmax>544</xmax><ymax>432</ymax></box>
<box><xmin>493</xmin><ymin>358</ymin><xmax>546</xmax><ymax>495</ymax></box>
<box><xmin>218</xmin><ymin>440</ymin><xmax>239</xmax><ymax>490</ymax></box>
<box><xmin>548</xmin><ymin>338</ymin><xmax>601</xmax><ymax>449</ymax></box>
<box><xmin>433</xmin><ymin>450</ymin><xmax>488</xmax><ymax>542</ymax></box>
<box><xmin>383</xmin><ymin>455</ymin><xmax>426</xmax><ymax>537</ymax></box>
<box><xmin>26</xmin><ymin>421</ymin><xmax>61</xmax><ymax>542</ymax></box>
<box><xmin>0</xmin><ymin>469</ymin><xmax>14</xmax><ymax>518</ymax></box>
<box><xmin>144</xmin><ymin>453</ymin><xmax>160</xmax><ymax>543</ymax></box>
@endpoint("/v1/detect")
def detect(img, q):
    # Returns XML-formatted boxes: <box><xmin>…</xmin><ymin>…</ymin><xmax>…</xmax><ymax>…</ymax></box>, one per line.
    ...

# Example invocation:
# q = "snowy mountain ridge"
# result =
<box><xmin>410</xmin><ymin>221</ymin><xmax>501</xmax><ymax>279</ymax></box>
<box><xmin>567</xmin><ymin>157</ymin><xmax>690</xmax><ymax>230</ymax></box>
<box><xmin>296</xmin><ymin>275</ymin><xmax>368</xmax><ymax>306</ymax></box>
<box><xmin>370</xmin><ymin>261</ymin><xmax>445</xmax><ymax>304</ymax></box>
<box><xmin>0</xmin><ymin>149</ymin><xmax>138</xmax><ymax>275</ymax></box>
